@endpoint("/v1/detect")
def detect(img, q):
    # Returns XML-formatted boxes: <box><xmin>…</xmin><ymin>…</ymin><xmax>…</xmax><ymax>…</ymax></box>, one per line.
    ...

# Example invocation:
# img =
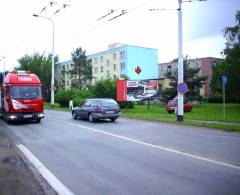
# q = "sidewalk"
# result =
<box><xmin>0</xmin><ymin>123</ymin><xmax>56</xmax><ymax>195</ymax></box>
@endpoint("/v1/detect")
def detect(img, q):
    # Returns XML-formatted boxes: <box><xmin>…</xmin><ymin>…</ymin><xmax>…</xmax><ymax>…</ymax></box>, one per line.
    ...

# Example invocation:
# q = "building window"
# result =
<box><xmin>107</xmin><ymin>60</ymin><xmax>110</xmax><ymax>66</ymax></box>
<box><xmin>113</xmin><ymin>64</ymin><xmax>116</xmax><ymax>71</ymax></box>
<box><xmin>101</xmin><ymin>76</ymin><xmax>103</xmax><ymax>80</ymax></box>
<box><xmin>67</xmin><ymin>81</ymin><xmax>69</xmax><ymax>86</ymax></box>
<box><xmin>120</xmin><ymin>51</ymin><xmax>125</xmax><ymax>59</ymax></box>
<box><xmin>94</xmin><ymin>57</ymin><xmax>98</xmax><ymax>64</ymax></box>
<box><xmin>107</xmin><ymin>70</ymin><xmax>110</xmax><ymax>77</ymax></box>
<box><xmin>113</xmin><ymin>75</ymin><xmax>117</xmax><ymax>80</ymax></box>
<box><xmin>100</xmin><ymin>66</ymin><xmax>104</xmax><ymax>72</ymax></box>
<box><xmin>101</xmin><ymin>56</ymin><xmax>103</xmax><ymax>62</ymax></box>
<box><xmin>94</xmin><ymin>67</ymin><xmax>98</xmax><ymax>73</ymax></box>
<box><xmin>167</xmin><ymin>65</ymin><xmax>172</xmax><ymax>72</ymax></box>
<box><xmin>121</xmin><ymin>63</ymin><xmax>125</xmax><ymax>70</ymax></box>
<box><xmin>113</xmin><ymin>53</ymin><xmax>116</xmax><ymax>60</ymax></box>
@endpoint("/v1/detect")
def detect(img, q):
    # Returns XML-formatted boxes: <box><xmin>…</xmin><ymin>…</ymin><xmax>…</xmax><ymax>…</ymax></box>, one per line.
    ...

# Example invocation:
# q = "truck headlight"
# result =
<box><xmin>38</xmin><ymin>113</ymin><xmax>44</xmax><ymax>118</ymax></box>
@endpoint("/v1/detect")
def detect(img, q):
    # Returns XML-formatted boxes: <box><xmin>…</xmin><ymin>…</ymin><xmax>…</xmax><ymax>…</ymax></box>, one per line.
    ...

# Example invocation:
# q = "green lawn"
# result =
<box><xmin>122</xmin><ymin>103</ymin><xmax>240</xmax><ymax>122</ymax></box>
<box><xmin>44</xmin><ymin>102</ymin><xmax>240</xmax><ymax>131</ymax></box>
<box><xmin>121</xmin><ymin>103</ymin><xmax>240</xmax><ymax>131</ymax></box>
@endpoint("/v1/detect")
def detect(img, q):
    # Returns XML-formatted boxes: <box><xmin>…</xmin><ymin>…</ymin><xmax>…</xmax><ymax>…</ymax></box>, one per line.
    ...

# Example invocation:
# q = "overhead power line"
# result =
<box><xmin>0</xmin><ymin>0</ymin><xmax>70</xmax><ymax>60</ymax></box>
<box><xmin>66</xmin><ymin>0</ymin><xmax>153</xmax><ymax>41</ymax></box>
<box><xmin>39</xmin><ymin>1</ymin><xmax>57</xmax><ymax>14</ymax></box>
<box><xmin>53</xmin><ymin>1</ymin><xmax>71</xmax><ymax>16</ymax></box>
<box><xmin>97</xmin><ymin>9</ymin><xmax>115</xmax><ymax>21</ymax></box>
<box><xmin>108</xmin><ymin>10</ymin><xmax>127</xmax><ymax>21</ymax></box>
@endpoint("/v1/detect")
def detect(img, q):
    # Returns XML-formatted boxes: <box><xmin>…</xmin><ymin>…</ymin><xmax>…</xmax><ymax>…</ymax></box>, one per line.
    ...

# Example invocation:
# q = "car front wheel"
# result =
<box><xmin>72</xmin><ymin>112</ymin><xmax>77</xmax><ymax>119</ymax></box>
<box><xmin>88</xmin><ymin>113</ymin><xmax>94</xmax><ymax>122</ymax></box>
<box><xmin>110</xmin><ymin>118</ymin><xmax>116</xmax><ymax>122</ymax></box>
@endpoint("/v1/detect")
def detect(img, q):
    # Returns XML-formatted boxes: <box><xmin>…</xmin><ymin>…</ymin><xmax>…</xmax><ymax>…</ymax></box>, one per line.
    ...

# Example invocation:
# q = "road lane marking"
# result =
<box><xmin>53</xmin><ymin>119</ymin><xmax>240</xmax><ymax>171</ymax></box>
<box><xmin>17</xmin><ymin>144</ymin><xmax>75</xmax><ymax>195</ymax></box>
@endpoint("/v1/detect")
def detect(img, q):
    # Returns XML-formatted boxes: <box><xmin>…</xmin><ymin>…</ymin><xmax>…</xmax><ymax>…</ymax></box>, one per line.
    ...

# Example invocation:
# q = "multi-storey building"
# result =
<box><xmin>56</xmin><ymin>43</ymin><xmax>158</xmax><ymax>90</ymax></box>
<box><xmin>158</xmin><ymin>57</ymin><xmax>221</xmax><ymax>97</ymax></box>
<box><xmin>89</xmin><ymin>43</ymin><xmax>158</xmax><ymax>84</ymax></box>
<box><xmin>55</xmin><ymin>60</ymin><xmax>73</xmax><ymax>90</ymax></box>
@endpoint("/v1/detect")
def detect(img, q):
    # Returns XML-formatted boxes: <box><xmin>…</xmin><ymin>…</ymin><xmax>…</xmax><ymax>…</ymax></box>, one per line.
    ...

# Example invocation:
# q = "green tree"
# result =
<box><xmin>70</xmin><ymin>47</ymin><xmax>92</xmax><ymax>89</ymax></box>
<box><xmin>91</xmin><ymin>79</ymin><xmax>116</xmax><ymax>99</ymax></box>
<box><xmin>17</xmin><ymin>52</ymin><xmax>58</xmax><ymax>102</ymax></box>
<box><xmin>161</xmin><ymin>57</ymin><xmax>207</xmax><ymax>102</ymax></box>
<box><xmin>211</xmin><ymin>10</ymin><xmax>240</xmax><ymax>102</ymax></box>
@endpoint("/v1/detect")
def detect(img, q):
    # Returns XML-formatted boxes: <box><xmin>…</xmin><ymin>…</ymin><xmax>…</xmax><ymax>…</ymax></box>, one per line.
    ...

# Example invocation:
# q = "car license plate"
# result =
<box><xmin>23</xmin><ymin>114</ymin><xmax>32</xmax><ymax>118</ymax></box>
<box><xmin>106</xmin><ymin>111</ymin><xmax>114</xmax><ymax>114</ymax></box>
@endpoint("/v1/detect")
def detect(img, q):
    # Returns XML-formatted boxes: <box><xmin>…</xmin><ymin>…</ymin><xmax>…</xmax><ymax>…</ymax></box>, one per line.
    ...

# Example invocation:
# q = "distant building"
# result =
<box><xmin>158</xmin><ymin>57</ymin><xmax>221</xmax><ymax>97</ymax></box>
<box><xmin>56</xmin><ymin>43</ymin><xmax>158</xmax><ymax>90</ymax></box>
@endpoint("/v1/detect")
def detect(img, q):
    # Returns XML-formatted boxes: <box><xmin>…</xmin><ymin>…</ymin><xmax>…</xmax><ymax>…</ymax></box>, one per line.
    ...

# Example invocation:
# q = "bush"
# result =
<box><xmin>118</xmin><ymin>101</ymin><xmax>135</xmax><ymax>109</ymax></box>
<box><xmin>208</xmin><ymin>94</ymin><xmax>223</xmax><ymax>103</ymax></box>
<box><xmin>73</xmin><ymin>97</ymin><xmax>84</xmax><ymax>106</ymax></box>
<box><xmin>55</xmin><ymin>90</ymin><xmax>73</xmax><ymax>107</ymax></box>
<box><xmin>56</xmin><ymin>88</ymin><xmax>92</xmax><ymax>107</ymax></box>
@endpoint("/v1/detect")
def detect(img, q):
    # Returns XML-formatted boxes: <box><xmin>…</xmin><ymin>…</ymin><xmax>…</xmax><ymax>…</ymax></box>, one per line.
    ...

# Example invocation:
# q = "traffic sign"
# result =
<box><xmin>177</xmin><ymin>82</ymin><xmax>188</xmax><ymax>94</ymax></box>
<box><xmin>222</xmin><ymin>75</ymin><xmax>228</xmax><ymax>85</ymax></box>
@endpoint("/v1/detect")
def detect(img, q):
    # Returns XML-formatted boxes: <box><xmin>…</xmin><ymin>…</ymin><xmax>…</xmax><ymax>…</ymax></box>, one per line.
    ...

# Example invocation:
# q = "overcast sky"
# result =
<box><xmin>0</xmin><ymin>0</ymin><xmax>239</xmax><ymax>72</ymax></box>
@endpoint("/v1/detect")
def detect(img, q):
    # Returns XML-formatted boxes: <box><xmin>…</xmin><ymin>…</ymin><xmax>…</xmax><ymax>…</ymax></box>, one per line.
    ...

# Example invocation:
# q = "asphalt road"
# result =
<box><xmin>3</xmin><ymin>109</ymin><xmax>240</xmax><ymax>195</ymax></box>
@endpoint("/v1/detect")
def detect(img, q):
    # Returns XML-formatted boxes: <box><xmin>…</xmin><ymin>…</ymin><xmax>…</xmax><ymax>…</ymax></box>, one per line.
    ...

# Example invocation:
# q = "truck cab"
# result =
<box><xmin>0</xmin><ymin>71</ymin><xmax>44</xmax><ymax>123</ymax></box>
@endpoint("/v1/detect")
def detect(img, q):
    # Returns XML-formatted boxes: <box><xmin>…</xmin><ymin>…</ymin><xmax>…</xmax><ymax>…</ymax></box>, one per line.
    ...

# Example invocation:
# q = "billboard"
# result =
<box><xmin>117</xmin><ymin>80</ymin><xmax>159</xmax><ymax>101</ymax></box>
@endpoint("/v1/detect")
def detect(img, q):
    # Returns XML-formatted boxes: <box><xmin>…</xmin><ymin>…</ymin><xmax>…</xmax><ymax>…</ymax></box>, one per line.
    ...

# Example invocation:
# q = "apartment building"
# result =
<box><xmin>89</xmin><ymin>43</ymin><xmax>158</xmax><ymax>84</ymax></box>
<box><xmin>158</xmin><ymin>57</ymin><xmax>221</xmax><ymax>97</ymax></box>
<box><xmin>56</xmin><ymin>43</ymin><xmax>158</xmax><ymax>90</ymax></box>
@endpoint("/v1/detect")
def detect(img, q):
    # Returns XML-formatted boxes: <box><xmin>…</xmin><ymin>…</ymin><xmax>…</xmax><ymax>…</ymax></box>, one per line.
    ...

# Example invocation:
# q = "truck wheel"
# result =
<box><xmin>4</xmin><ymin>114</ymin><xmax>10</xmax><ymax>124</ymax></box>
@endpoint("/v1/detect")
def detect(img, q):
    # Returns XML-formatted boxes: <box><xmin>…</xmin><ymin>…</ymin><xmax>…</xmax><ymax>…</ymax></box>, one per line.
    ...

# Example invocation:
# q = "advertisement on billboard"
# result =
<box><xmin>117</xmin><ymin>80</ymin><xmax>159</xmax><ymax>102</ymax></box>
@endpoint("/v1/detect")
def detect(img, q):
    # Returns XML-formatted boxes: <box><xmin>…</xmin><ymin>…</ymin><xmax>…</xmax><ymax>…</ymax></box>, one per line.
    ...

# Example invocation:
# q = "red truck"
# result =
<box><xmin>0</xmin><ymin>71</ymin><xmax>44</xmax><ymax>123</ymax></box>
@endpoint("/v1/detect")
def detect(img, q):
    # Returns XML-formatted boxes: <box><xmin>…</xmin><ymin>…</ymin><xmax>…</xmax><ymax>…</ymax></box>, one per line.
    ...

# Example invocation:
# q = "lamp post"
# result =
<box><xmin>177</xmin><ymin>0</ymin><xmax>184</xmax><ymax>122</ymax></box>
<box><xmin>33</xmin><ymin>14</ymin><xmax>55</xmax><ymax>105</ymax></box>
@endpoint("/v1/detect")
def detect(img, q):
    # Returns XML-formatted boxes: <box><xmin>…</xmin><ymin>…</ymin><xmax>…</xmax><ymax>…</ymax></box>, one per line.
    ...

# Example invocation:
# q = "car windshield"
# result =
<box><xmin>100</xmin><ymin>99</ymin><xmax>118</xmax><ymax>107</ymax></box>
<box><xmin>10</xmin><ymin>86</ymin><xmax>42</xmax><ymax>99</ymax></box>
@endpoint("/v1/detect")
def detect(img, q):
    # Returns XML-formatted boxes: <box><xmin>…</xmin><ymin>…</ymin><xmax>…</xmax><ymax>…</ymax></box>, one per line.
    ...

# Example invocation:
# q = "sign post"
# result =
<box><xmin>177</xmin><ymin>82</ymin><xmax>188</xmax><ymax>120</ymax></box>
<box><xmin>222</xmin><ymin>75</ymin><xmax>227</xmax><ymax>120</ymax></box>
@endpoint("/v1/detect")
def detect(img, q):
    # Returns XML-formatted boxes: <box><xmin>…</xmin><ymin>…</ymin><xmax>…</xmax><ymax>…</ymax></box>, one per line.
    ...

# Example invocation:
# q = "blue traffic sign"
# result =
<box><xmin>177</xmin><ymin>82</ymin><xmax>188</xmax><ymax>94</ymax></box>
<box><xmin>222</xmin><ymin>75</ymin><xmax>228</xmax><ymax>85</ymax></box>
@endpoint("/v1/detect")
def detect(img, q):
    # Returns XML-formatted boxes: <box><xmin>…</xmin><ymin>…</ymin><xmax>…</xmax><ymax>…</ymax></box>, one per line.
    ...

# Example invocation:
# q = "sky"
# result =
<box><xmin>0</xmin><ymin>0</ymin><xmax>239</xmax><ymax>72</ymax></box>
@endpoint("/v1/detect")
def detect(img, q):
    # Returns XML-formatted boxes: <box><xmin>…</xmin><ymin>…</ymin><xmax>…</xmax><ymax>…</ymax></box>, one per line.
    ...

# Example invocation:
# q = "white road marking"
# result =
<box><xmin>53</xmin><ymin>119</ymin><xmax>240</xmax><ymax>171</ymax></box>
<box><xmin>17</xmin><ymin>144</ymin><xmax>75</xmax><ymax>195</ymax></box>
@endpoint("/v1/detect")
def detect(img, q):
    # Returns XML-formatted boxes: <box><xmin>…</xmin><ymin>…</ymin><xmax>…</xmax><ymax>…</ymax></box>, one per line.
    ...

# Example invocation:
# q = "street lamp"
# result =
<box><xmin>33</xmin><ymin>14</ymin><xmax>55</xmax><ymax>105</ymax></box>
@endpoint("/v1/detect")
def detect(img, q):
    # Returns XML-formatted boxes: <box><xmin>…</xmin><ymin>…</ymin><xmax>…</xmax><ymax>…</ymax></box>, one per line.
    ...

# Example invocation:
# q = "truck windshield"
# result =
<box><xmin>10</xmin><ymin>86</ymin><xmax>42</xmax><ymax>99</ymax></box>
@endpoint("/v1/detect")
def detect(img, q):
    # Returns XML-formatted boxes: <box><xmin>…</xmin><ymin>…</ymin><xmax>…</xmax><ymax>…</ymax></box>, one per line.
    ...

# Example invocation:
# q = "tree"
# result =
<box><xmin>211</xmin><ymin>10</ymin><xmax>240</xmax><ymax>102</ymax></box>
<box><xmin>91</xmin><ymin>79</ymin><xmax>116</xmax><ymax>99</ymax></box>
<box><xmin>17</xmin><ymin>52</ymin><xmax>59</xmax><ymax>102</ymax></box>
<box><xmin>70</xmin><ymin>47</ymin><xmax>92</xmax><ymax>89</ymax></box>
<box><xmin>161</xmin><ymin>57</ymin><xmax>207</xmax><ymax>102</ymax></box>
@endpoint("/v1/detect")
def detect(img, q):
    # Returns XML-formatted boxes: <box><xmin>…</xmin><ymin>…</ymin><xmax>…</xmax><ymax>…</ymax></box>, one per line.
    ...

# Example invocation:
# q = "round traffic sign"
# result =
<box><xmin>177</xmin><ymin>82</ymin><xmax>188</xmax><ymax>94</ymax></box>
<box><xmin>222</xmin><ymin>75</ymin><xmax>228</xmax><ymax>85</ymax></box>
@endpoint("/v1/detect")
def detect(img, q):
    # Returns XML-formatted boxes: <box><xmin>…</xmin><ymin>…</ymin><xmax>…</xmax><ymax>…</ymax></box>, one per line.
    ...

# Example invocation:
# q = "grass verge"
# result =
<box><xmin>44</xmin><ymin>102</ymin><xmax>240</xmax><ymax>131</ymax></box>
<box><xmin>121</xmin><ymin>103</ymin><xmax>240</xmax><ymax>131</ymax></box>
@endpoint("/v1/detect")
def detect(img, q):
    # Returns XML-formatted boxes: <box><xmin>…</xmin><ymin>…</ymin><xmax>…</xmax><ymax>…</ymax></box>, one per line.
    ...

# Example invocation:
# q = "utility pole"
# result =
<box><xmin>177</xmin><ymin>0</ymin><xmax>184</xmax><ymax>122</ymax></box>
